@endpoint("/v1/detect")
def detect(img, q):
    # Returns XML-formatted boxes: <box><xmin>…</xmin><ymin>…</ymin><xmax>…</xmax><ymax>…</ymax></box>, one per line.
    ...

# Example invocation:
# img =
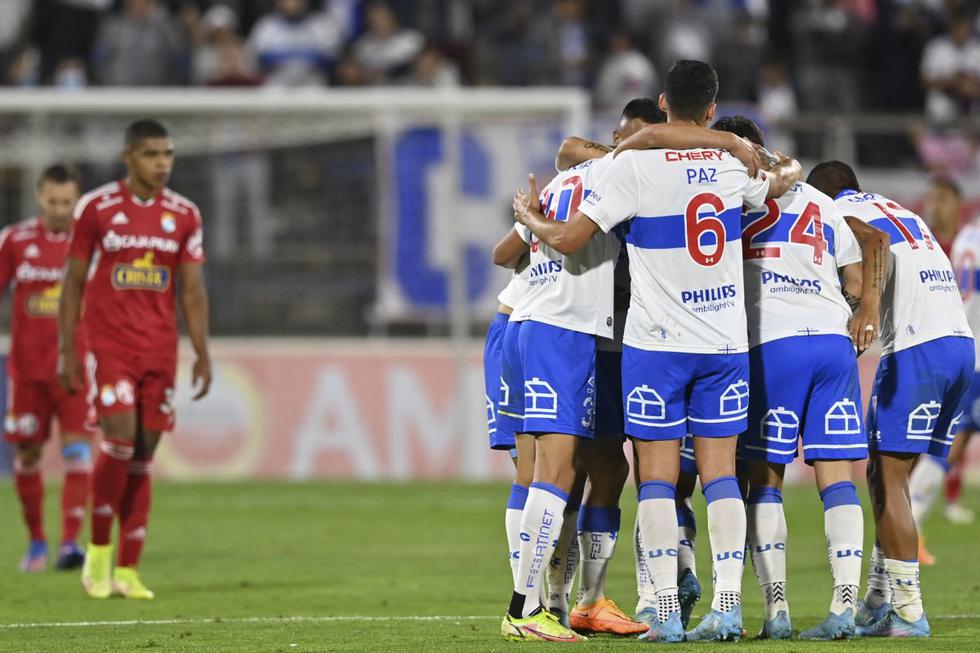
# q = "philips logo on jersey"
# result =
<box><xmin>102</xmin><ymin>230</ymin><xmax>179</xmax><ymax>254</ymax></box>
<box><xmin>761</xmin><ymin>270</ymin><xmax>823</xmax><ymax>294</ymax></box>
<box><xmin>919</xmin><ymin>268</ymin><xmax>959</xmax><ymax>294</ymax></box>
<box><xmin>681</xmin><ymin>284</ymin><xmax>737</xmax><ymax>306</ymax></box>
<box><xmin>111</xmin><ymin>252</ymin><xmax>171</xmax><ymax>292</ymax></box>
<box><xmin>528</xmin><ymin>259</ymin><xmax>563</xmax><ymax>287</ymax></box>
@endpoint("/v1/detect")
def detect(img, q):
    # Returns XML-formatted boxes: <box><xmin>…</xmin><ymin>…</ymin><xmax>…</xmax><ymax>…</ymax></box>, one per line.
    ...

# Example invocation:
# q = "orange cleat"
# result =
<box><xmin>570</xmin><ymin>598</ymin><xmax>649</xmax><ymax>635</ymax></box>
<box><xmin>918</xmin><ymin>536</ymin><xmax>936</xmax><ymax>566</ymax></box>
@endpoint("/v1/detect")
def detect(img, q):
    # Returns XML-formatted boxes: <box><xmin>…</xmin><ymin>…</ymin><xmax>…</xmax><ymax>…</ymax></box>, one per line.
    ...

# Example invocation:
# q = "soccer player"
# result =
<box><xmin>3</xmin><ymin>164</ymin><xmax>93</xmax><ymax>572</ymax></box>
<box><xmin>59</xmin><ymin>119</ymin><xmax>212</xmax><ymax>600</ymax></box>
<box><xmin>809</xmin><ymin>161</ymin><xmax>974</xmax><ymax>637</ymax></box>
<box><xmin>712</xmin><ymin>116</ymin><xmax>884</xmax><ymax>640</ymax></box>
<box><xmin>538</xmin><ymin>60</ymin><xmax>799</xmax><ymax>642</ymax></box>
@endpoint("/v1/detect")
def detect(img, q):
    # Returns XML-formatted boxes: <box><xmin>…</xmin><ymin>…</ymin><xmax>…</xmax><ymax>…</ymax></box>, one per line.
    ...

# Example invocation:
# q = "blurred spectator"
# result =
<box><xmin>53</xmin><ymin>57</ymin><xmax>88</xmax><ymax>89</ymax></box>
<box><xmin>407</xmin><ymin>45</ymin><xmax>460</xmax><ymax>87</ymax></box>
<box><xmin>352</xmin><ymin>1</ymin><xmax>424</xmax><ymax>83</ymax></box>
<box><xmin>194</xmin><ymin>4</ymin><xmax>260</xmax><ymax>86</ymax></box>
<box><xmin>91</xmin><ymin>0</ymin><xmax>186</xmax><ymax>86</ymax></box>
<box><xmin>593</xmin><ymin>32</ymin><xmax>657</xmax><ymax>111</ymax></box>
<box><xmin>920</xmin><ymin>9</ymin><xmax>980</xmax><ymax>121</ymax></box>
<box><xmin>248</xmin><ymin>0</ymin><xmax>344</xmax><ymax>87</ymax></box>
<box><xmin>791</xmin><ymin>0</ymin><xmax>867</xmax><ymax>112</ymax></box>
<box><xmin>757</xmin><ymin>61</ymin><xmax>798</xmax><ymax>154</ymax></box>
<box><xmin>922</xmin><ymin>175</ymin><xmax>963</xmax><ymax>253</ymax></box>
<box><xmin>654</xmin><ymin>1</ymin><xmax>713</xmax><ymax>73</ymax></box>
<box><xmin>549</xmin><ymin>0</ymin><xmax>591</xmax><ymax>87</ymax></box>
<box><xmin>713</xmin><ymin>11</ymin><xmax>763</xmax><ymax>101</ymax></box>
<box><xmin>0</xmin><ymin>0</ymin><xmax>30</xmax><ymax>83</ymax></box>
<box><xmin>32</xmin><ymin>0</ymin><xmax>111</xmax><ymax>84</ymax></box>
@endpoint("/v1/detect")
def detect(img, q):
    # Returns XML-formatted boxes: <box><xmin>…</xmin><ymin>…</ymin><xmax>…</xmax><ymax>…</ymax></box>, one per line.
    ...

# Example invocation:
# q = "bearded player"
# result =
<box><xmin>59</xmin><ymin>119</ymin><xmax>212</xmax><ymax>599</ymax></box>
<box><xmin>3</xmin><ymin>164</ymin><xmax>94</xmax><ymax>572</ymax></box>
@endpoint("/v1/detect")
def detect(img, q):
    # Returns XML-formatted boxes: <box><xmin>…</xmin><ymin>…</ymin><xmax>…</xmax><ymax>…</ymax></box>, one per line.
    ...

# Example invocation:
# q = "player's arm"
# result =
<box><xmin>57</xmin><ymin>257</ymin><xmax>88</xmax><ymax>393</ymax></box>
<box><xmin>177</xmin><ymin>262</ymin><xmax>212</xmax><ymax>400</ymax></box>
<box><xmin>613</xmin><ymin>123</ymin><xmax>760</xmax><ymax>176</ymax></box>
<box><xmin>844</xmin><ymin>216</ymin><xmax>890</xmax><ymax>353</ymax></box>
<box><xmin>556</xmin><ymin>137</ymin><xmax>613</xmax><ymax>172</ymax></box>
<box><xmin>513</xmin><ymin>174</ymin><xmax>598</xmax><ymax>255</ymax></box>
<box><xmin>762</xmin><ymin>152</ymin><xmax>802</xmax><ymax>199</ymax></box>
<box><xmin>492</xmin><ymin>227</ymin><xmax>530</xmax><ymax>268</ymax></box>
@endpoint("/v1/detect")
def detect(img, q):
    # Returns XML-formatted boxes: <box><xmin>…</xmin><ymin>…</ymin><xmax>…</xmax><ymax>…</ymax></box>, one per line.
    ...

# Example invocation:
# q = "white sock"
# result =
<box><xmin>676</xmin><ymin>498</ymin><xmax>698</xmax><ymax>578</ymax></box>
<box><xmin>886</xmin><ymin>558</ymin><xmax>924</xmax><ymax>622</ymax></box>
<box><xmin>634</xmin><ymin>511</ymin><xmax>657</xmax><ymax>614</ymax></box>
<box><xmin>747</xmin><ymin>487</ymin><xmax>788</xmax><ymax>621</ymax></box>
<box><xmin>909</xmin><ymin>455</ymin><xmax>948</xmax><ymax>528</ymax></box>
<box><xmin>820</xmin><ymin>482</ymin><xmax>863</xmax><ymax>615</ymax></box>
<box><xmin>864</xmin><ymin>543</ymin><xmax>891</xmax><ymax>609</ymax></box>
<box><xmin>703</xmin><ymin>476</ymin><xmax>746</xmax><ymax>613</ymax></box>
<box><xmin>638</xmin><ymin>481</ymin><xmax>681</xmax><ymax>616</ymax></box>
<box><xmin>506</xmin><ymin>484</ymin><xmax>529</xmax><ymax>585</ymax></box>
<box><xmin>513</xmin><ymin>483</ymin><xmax>568</xmax><ymax>617</ymax></box>
<box><xmin>545</xmin><ymin>504</ymin><xmax>579</xmax><ymax>615</ymax></box>
<box><xmin>575</xmin><ymin>506</ymin><xmax>620</xmax><ymax>608</ymax></box>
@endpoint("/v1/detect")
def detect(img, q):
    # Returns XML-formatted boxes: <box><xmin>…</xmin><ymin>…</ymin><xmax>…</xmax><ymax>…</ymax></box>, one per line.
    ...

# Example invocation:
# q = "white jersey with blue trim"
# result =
<box><xmin>835</xmin><ymin>190</ymin><xmax>972</xmax><ymax>355</ymax></box>
<box><xmin>580</xmin><ymin>147</ymin><xmax>769</xmax><ymax>354</ymax></box>
<box><xmin>950</xmin><ymin>216</ymin><xmax>980</xmax><ymax>368</ymax></box>
<box><xmin>496</xmin><ymin>267</ymin><xmax>528</xmax><ymax>311</ymax></box>
<box><xmin>743</xmin><ymin>182</ymin><xmax>862</xmax><ymax>348</ymax></box>
<box><xmin>510</xmin><ymin>153</ymin><xmax>621</xmax><ymax>338</ymax></box>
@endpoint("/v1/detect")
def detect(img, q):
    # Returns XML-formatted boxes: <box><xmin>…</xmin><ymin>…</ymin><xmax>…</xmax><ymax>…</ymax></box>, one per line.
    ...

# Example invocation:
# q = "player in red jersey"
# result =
<box><xmin>59</xmin><ymin>119</ymin><xmax>212</xmax><ymax>600</ymax></box>
<box><xmin>3</xmin><ymin>164</ymin><xmax>94</xmax><ymax>573</ymax></box>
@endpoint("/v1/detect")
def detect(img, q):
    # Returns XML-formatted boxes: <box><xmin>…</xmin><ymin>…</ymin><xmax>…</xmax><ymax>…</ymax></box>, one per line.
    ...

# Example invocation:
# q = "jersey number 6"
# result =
<box><xmin>686</xmin><ymin>192</ymin><xmax>727</xmax><ymax>266</ymax></box>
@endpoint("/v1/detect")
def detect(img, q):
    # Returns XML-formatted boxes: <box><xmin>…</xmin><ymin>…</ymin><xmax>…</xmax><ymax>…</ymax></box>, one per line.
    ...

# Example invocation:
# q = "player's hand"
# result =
<box><xmin>191</xmin><ymin>356</ymin><xmax>212</xmax><ymax>400</ymax></box>
<box><xmin>57</xmin><ymin>350</ymin><xmax>82</xmax><ymax>395</ymax></box>
<box><xmin>512</xmin><ymin>173</ymin><xmax>541</xmax><ymax>225</ymax></box>
<box><xmin>849</xmin><ymin>304</ymin><xmax>879</xmax><ymax>354</ymax></box>
<box><xmin>730</xmin><ymin>136</ymin><xmax>760</xmax><ymax>177</ymax></box>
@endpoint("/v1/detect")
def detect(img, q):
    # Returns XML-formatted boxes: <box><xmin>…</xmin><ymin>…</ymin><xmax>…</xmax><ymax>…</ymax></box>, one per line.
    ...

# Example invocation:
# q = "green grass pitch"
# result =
<box><xmin>0</xmin><ymin>480</ymin><xmax>977</xmax><ymax>651</ymax></box>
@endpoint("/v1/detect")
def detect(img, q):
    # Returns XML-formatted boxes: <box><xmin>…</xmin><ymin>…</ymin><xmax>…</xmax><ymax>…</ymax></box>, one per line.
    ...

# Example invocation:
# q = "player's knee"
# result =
<box><xmin>15</xmin><ymin>444</ymin><xmax>42</xmax><ymax>469</ymax></box>
<box><xmin>61</xmin><ymin>441</ymin><xmax>92</xmax><ymax>470</ymax></box>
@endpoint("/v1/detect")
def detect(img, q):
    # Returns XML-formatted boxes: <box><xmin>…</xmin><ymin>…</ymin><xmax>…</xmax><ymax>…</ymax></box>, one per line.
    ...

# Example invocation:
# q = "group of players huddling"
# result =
<box><xmin>6</xmin><ymin>119</ymin><xmax>212</xmax><ymax>600</ymax></box>
<box><xmin>483</xmin><ymin>60</ymin><xmax>975</xmax><ymax>643</ymax></box>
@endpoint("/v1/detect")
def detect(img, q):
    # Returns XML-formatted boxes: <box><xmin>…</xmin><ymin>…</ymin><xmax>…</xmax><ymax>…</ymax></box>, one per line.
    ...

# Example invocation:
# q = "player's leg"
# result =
<box><xmin>54</xmin><ymin>378</ymin><xmax>96</xmax><ymax>570</ymax></box>
<box><xmin>685</xmin><ymin>353</ymin><xmax>750</xmax><ymax>642</ymax></box>
<box><xmin>943</xmin><ymin>429</ymin><xmax>973</xmax><ymax>525</ymax></box>
<box><xmin>546</xmin><ymin>466</ymin><xmax>584</xmax><ymax>626</ymax></box>
<box><xmin>744</xmin><ymin>461</ymin><xmax>790</xmax><ymax>639</ymax></box>
<box><xmin>7</xmin><ymin>381</ymin><xmax>54</xmax><ymax>572</ymax></box>
<box><xmin>112</xmin><ymin>425</ymin><xmax>160</xmax><ymax>599</ymax></box>
<box><xmin>908</xmin><ymin>453</ymin><xmax>946</xmax><ymax>564</ymax></box>
<box><xmin>676</xmin><ymin>439</ymin><xmax>701</xmax><ymax>628</ymax></box>
<box><xmin>505</xmin><ymin>438</ymin><xmax>533</xmax><ymax>584</ymax></box>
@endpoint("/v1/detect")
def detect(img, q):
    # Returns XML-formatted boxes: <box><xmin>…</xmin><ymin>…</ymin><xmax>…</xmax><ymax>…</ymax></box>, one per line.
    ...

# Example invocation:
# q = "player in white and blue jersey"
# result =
<box><xmin>515</xmin><ymin>60</ymin><xmax>800</xmax><ymax>642</ymax></box>
<box><xmin>713</xmin><ymin>117</ymin><xmax>882</xmax><ymax>640</ymax></box>
<box><xmin>809</xmin><ymin>162</ymin><xmax>975</xmax><ymax>638</ymax></box>
<box><xmin>483</xmin><ymin>265</ymin><xmax>532</xmax><ymax>589</ymax></box>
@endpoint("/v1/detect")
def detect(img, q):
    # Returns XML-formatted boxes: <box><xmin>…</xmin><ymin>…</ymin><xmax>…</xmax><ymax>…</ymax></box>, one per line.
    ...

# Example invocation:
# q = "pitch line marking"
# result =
<box><xmin>1</xmin><ymin>613</ymin><xmax>977</xmax><ymax>630</ymax></box>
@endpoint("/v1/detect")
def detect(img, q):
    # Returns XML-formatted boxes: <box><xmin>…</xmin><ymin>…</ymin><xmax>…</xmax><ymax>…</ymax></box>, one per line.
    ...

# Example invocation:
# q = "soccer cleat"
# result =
<box><xmin>945</xmin><ymin>502</ymin><xmax>975</xmax><ymax>525</ymax></box>
<box><xmin>112</xmin><ymin>567</ymin><xmax>155</xmax><ymax>600</ymax></box>
<box><xmin>55</xmin><ymin>542</ymin><xmax>85</xmax><ymax>570</ymax></box>
<box><xmin>501</xmin><ymin>609</ymin><xmax>587</xmax><ymax>642</ymax></box>
<box><xmin>799</xmin><ymin>609</ymin><xmax>856</xmax><ymax>640</ymax></box>
<box><xmin>685</xmin><ymin>606</ymin><xmax>743</xmax><ymax>642</ymax></box>
<box><xmin>917</xmin><ymin>535</ymin><xmax>936</xmax><ymax>566</ymax></box>
<box><xmin>856</xmin><ymin>609</ymin><xmax>930</xmax><ymax>638</ymax></box>
<box><xmin>570</xmin><ymin>597</ymin><xmax>648</xmax><ymax>635</ymax></box>
<box><xmin>677</xmin><ymin>568</ymin><xmax>702</xmax><ymax>629</ymax></box>
<box><xmin>636</xmin><ymin>609</ymin><xmax>684</xmax><ymax>643</ymax></box>
<box><xmin>758</xmin><ymin>610</ymin><xmax>792</xmax><ymax>639</ymax></box>
<box><xmin>18</xmin><ymin>540</ymin><xmax>48</xmax><ymax>573</ymax></box>
<box><xmin>81</xmin><ymin>543</ymin><xmax>112</xmax><ymax>598</ymax></box>
<box><xmin>855</xmin><ymin>600</ymin><xmax>891</xmax><ymax>627</ymax></box>
<box><xmin>551</xmin><ymin>608</ymin><xmax>571</xmax><ymax>629</ymax></box>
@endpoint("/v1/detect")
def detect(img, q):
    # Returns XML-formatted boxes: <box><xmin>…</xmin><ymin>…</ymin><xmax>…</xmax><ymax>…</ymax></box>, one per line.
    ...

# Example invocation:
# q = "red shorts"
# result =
<box><xmin>4</xmin><ymin>378</ymin><xmax>96</xmax><ymax>445</ymax></box>
<box><xmin>87</xmin><ymin>350</ymin><xmax>177</xmax><ymax>432</ymax></box>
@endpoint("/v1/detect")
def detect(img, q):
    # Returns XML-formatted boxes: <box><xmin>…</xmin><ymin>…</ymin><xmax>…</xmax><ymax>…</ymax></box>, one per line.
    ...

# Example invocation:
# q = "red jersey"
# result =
<box><xmin>0</xmin><ymin>217</ymin><xmax>81</xmax><ymax>382</ymax></box>
<box><xmin>69</xmin><ymin>180</ymin><xmax>205</xmax><ymax>358</ymax></box>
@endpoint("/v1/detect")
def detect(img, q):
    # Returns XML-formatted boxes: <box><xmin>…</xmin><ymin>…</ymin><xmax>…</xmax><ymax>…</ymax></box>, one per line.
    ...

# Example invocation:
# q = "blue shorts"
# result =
<box><xmin>519</xmin><ymin>321</ymin><xmax>596</xmax><ymax>438</ymax></box>
<box><xmin>595</xmin><ymin>350</ymin><xmax>625</xmax><ymax>439</ymax></box>
<box><xmin>680</xmin><ymin>434</ymin><xmax>697</xmax><ymax>475</ymax></box>
<box><xmin>622</xmin><ymin>346</ymin><xmax>749</xmax><ymax>440</ymax></box>
<box><xmin>738</xmin><ymin>335</ymin><xmax>866</xmax><ymax>465</ymax></box>
<box><xmin>497</xmin><ymin>320</ymin><xmax>525</xmax><ymax>442</ymax></box>
<box><xmin>869</xmin><ymin>336</ymin><xmax>975</xmax><ymax>458</ymax></box>
<box><xmin>483</xmin><ymin>313</ymin><xmax>512</xmax><ymax>450</ymax></box>
<box><xmin>959</xmin><ymin>370</ymin><xmax>980</xmax><ymax>431</ymax></box>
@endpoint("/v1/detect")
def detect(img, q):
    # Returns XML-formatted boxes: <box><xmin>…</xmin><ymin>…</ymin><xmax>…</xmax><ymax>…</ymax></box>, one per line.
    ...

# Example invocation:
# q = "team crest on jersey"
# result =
<box><xmin>26</xmin><ymin>283</ymin><xmax>62</xmax><ymax>317</ymax></box>
<box><xmin>23</xmin><ymin>244</ymin><xmax>40</xmax><ymax>259</ymax></box>
<box><xmin>111</xmin><ymin>252</ymin><xmax>171</xmax><ymax>292</ymax></box>
<box><xmin>161</xmin><ymin>212</ymin><xmax>176</xmax><ymax>233</ymax></box>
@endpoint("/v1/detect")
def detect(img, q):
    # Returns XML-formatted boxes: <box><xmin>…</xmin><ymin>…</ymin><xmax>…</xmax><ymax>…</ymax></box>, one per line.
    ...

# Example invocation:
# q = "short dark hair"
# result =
<box><xmin>806</xmin><ymin>161</ymin><xmax>861</xmax><ymax>198</ymax></box>
<box><xmin>125</xmin><ymin>119</ymin><xmax>169</xmax><ymax>149</ymax></box>
<box><xmin>37</xmin><ymin>163</ymin><xmax>81</xmax><ymax>189</ymax></box>
<box><xmin>932</xmin><ymin>175</ymin><xmax>961</xmax><ymax>198</ymax></box>
<box><xmin>711</xmin><ymin>115</ymin><xmax>765</xmax><ymax>147</ymax></box>
<box><xmin>621</xmin><ymin>98</ymin><xmax>666</xmax><ymax>125</ymax></box>
<box><xmin>664</xmin><ymin>60</ymin><xmax>718</xmax><ymax>122</ymax></box>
